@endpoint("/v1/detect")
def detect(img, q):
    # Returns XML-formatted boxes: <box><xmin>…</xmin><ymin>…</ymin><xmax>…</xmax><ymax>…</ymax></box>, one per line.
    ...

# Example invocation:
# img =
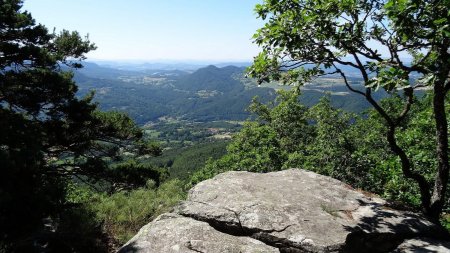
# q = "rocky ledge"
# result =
<box><xmin>119</xmin><ymin>169</ymin><xmax>450</xmax><ymax>253</ymax></box>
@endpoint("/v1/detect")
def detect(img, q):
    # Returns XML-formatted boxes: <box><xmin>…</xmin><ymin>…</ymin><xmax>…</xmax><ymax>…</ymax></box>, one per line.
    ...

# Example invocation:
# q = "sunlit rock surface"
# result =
<box><xmin>119</xmin><ymin>169</ymin><xmax>450</xmax><ymax>253</ymax></box>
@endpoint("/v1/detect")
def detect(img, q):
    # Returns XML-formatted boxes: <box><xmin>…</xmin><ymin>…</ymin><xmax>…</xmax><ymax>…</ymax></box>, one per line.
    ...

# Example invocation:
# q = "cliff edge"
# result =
<box><xmin>119</xmin><ymin>169</ymin><xmax>450</xmax><ymax>253</ymax></box>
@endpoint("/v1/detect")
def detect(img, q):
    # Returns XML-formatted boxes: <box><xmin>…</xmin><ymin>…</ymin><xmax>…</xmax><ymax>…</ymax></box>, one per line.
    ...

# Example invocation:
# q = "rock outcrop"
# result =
<box><xmin>119</xmin><ymin>169</ymin><xmax>450</xmax><ymax>253</ymax></box>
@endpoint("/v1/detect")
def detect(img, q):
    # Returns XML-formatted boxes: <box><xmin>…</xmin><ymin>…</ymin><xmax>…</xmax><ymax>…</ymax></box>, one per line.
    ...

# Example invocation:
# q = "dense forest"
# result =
<box><xmin>1</xmin><ymin>0</ymin><xmax>449</xmax><ymax>252</ymax></box>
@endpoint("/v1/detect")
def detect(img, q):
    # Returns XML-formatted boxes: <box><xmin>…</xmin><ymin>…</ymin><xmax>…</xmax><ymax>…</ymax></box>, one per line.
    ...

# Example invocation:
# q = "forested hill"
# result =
<box><xmin>74</xmin><ymin>64</ymin><xmax>276</xmax><ymax>124</ymax></box>
<box><xmin>74</xmin><ymin>63</ymin><xmax>383</xmax><ymax>125</ymax></box>
<box><xmin>174</xmin><ymin>65</ymin><xmax>243</xmax><ymax>92</ymax></box>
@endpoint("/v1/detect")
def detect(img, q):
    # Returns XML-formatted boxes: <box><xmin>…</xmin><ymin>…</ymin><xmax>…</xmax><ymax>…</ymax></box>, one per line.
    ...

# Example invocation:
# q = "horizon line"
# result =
<box><xmin>86</xmin><ymin>58</ymin><xmax>254</xmax><ymax>63</ymax></box>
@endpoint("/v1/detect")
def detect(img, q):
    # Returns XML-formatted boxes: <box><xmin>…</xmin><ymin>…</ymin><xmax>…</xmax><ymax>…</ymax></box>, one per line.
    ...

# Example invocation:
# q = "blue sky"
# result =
<box><xmin>23</xmin><ymin>0</ymin><xmax>264</xmax><ymax>62</ymax></box>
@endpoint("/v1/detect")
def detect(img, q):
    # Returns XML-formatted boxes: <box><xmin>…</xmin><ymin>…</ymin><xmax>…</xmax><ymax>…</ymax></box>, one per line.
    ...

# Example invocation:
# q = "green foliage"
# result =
<box><xmin>189</xmin><ymin>123</ymin><xmax>283</xmax><ymax>186</ymax></box>
<box><xmin>167</xmin><ymin>141</ymin><xmax>229</xmax><ymax>180</ymax></box>
<box><xmin>78</xmin><ymin>179</ymin><xmax>186</xmax><ymax>245</ymax></box>
<box><xmin>228</xmin><ymin>122</ymin><xmax>285</xmax><ymax>172</ymax></box>
<box><xmin>189</xmin><ymin>156</ymin><xmax>236</xmax><ymax>187</ymax></box>
<box><xmin>190</xmin><ymin>90</ymin><xmax>308</xmax><ymax>184</ymax></box>
<box><xmin>0</xmin><ymin>1</ymin><xmax>162</xmax><ymax>250</ymax></box>
<box><xmin>442</xmin><ymin>214</ymin><xmax>450</xmax><ymax>231</ymax></box>
<box><xmin>1</xmin><ymin>0</ymin><xmax>93</xmax><ymax>246</ymax></box>
<box><xmin>251</xmin><ymin>90</ymin><xmax>314</xmax><ymax>153</ymax></box>
<box><xmin>293</xmin><ymin>96</ymin><xmax>364</xmax><ymax>185</ymax></box>
<box><xmin>33</xmin><ymin>179</ymin><xmax>187</xmax><ymax>252</ymax></box>
<box><xmin>249</xmin><ymin>0</ymin><xmax>450</xmax><ymax>89</ymax></box>
<box><xmin>248</xmin><ymin>0</ymin><xmax>450</xmax><ymax>219</ymax></box>
<box><xmin>93</xmin><ymin>110</ymin><xmax>142</xmax><ymax>139</ymax></box>
<box><xmin>105</xmin><ymin>160</ymin><xmax>168</xmax><ymax>190</ymax></box>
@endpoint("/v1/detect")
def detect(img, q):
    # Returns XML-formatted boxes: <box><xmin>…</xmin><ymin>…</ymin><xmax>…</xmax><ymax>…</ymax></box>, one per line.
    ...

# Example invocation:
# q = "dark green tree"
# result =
<box><xmin>0</xmin><ymin>0</ymin><xmax>160</xmax><ymax>250</ymax></box>
<box><xmin>248</xmin><ymin>0</ymin><xmax>449</xmax><ymax>220</ymax></box>
<box><xmin>249</xmin><ymin>89</ymin><xmax>314</xmax><ymax>153</ymax></box>
<box><xmin>299</xmin><ymin>96</ymin><xmax>363</xmax><ymax>184</ymax></box>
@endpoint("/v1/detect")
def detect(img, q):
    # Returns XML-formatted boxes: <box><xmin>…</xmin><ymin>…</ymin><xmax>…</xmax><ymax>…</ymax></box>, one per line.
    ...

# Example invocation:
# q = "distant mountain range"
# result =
<box><xmin>74</xmin><ymin>62</ymin><xmax>387</xmax><ymax>125</ymax></box>
<box><xmin>87</xmin><ymin>60</ymin><xmax>252</xmax><ymax>72</ymax></box>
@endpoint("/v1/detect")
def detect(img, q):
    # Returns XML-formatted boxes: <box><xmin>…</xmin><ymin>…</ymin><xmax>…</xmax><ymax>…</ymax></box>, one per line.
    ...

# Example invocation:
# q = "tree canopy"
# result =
<box><xmin>248</xmin><ymin>0</ymin><xmax>450</xmax><ymax>220</ymax></box>
<box><xmin>0</xmin><ymin>0</ymin><xmax>161</xmax><ymax>250</ymax></box>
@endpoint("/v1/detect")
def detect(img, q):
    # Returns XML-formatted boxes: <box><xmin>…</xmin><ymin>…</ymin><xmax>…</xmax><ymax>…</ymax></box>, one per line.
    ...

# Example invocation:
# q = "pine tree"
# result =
<box><xmin>0</xmin><ymin>1</ymin><xmax>160</xmax><ymax>249</ymax></box>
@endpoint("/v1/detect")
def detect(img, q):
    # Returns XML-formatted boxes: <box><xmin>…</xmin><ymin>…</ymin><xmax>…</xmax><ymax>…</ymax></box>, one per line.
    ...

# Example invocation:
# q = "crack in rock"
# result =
<box><xmin>178</xmin><ymin>200</ymin><xmax>245</xmax><ymax>236</ymax></box>
<box><xmin>185</xmin><ymin>241</ymin><xmax>206</xmax><ymax>253</ymax></box>
<box><xmin>177</xmin><ymin>201</ymin><xmax>439</xmax><ymax>253</ymax></box>
<box><xmin>178</xmin><ymin>201</ymin><xmax>319</xmax><ymax>252</ymax></box>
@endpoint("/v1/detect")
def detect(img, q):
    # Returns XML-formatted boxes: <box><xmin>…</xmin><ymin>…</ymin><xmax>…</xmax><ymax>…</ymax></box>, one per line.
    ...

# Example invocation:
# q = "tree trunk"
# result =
<box><xmin>429</xmin><ymin>80</ymin><xmax>449</xmax><ymax>220</ymax></box>
<box><xmin>386</xmin><ymin>126</ymin><xmax>432</xmax><ymax>215</ymax></box>
<box><xmin>364</xmin><ymin>89</ymin><xmax>433</xmax><ymax>216</ymax></box>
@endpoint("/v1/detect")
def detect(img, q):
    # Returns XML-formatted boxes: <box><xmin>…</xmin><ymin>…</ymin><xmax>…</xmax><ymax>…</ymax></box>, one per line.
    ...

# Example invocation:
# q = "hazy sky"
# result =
<box><xmin>23</xmin><ymin>0</ymin><xmax>264</xmax><ymax>62</ymax></box>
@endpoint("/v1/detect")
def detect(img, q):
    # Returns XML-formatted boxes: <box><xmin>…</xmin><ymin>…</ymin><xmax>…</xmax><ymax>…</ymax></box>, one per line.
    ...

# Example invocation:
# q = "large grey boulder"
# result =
<box><xmin>119</xmin><ymin>169</ymin><xmax>449</xmax><ymax>253</ymax></box>
<box><xmin>119</xmin><ymin>213</ymin><xmax>278</xmax><ymax>253</ymax></box>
